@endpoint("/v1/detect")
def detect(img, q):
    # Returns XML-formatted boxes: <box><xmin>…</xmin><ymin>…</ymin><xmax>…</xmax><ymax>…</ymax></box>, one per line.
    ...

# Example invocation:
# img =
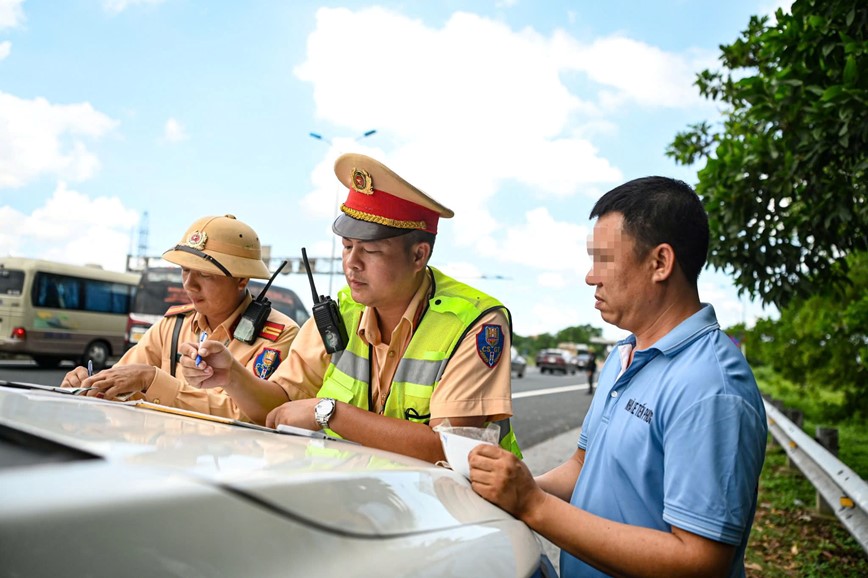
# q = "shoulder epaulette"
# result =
<box><xmin>164</xmin><ymin>303</ymin><xmax>196</xmax><ymax>317</ymax></box>
<box><xmin>259</xmin><ymin>321</ymin><xmax>285</xmax><ymax>342</ymax></box>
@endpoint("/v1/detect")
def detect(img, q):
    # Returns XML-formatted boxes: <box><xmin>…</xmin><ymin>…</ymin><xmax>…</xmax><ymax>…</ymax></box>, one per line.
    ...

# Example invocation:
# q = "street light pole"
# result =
<box><xmin>309</xmin><ymin>129</ymin><xmax>378</xmax><ymax>294</ymax></box>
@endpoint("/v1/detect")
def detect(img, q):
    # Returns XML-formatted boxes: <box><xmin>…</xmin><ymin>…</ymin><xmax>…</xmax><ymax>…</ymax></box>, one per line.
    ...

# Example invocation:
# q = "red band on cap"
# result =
<box><xmin>342</xmin><ymin>188</ymin><xmax>440</xmax><ymax>234</ymax></box>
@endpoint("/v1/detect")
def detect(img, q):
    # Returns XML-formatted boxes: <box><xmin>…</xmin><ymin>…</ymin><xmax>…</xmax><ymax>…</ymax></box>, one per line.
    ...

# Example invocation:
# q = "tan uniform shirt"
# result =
<box><xmin>271</xmin><ymin>271</ymin><xmax>513</xmax><ymax>422</ymax></box>
<box><xmin>119</xmin><ymin>293</ymin><xmax>299</xmax><ymax>420</ymax></box>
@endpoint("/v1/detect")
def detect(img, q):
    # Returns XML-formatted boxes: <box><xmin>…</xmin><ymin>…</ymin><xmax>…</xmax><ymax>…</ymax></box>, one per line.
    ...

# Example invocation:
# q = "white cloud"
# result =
<box><xmin>551</xmin><ymin>31</ymin><xmax>717</xmax><ymax>109</ymax></box>
<box><xmin>299</xmin><ymin>139</ymin><xmax>384</xmax><ymax>219</ymax></box>
<box><xmin>0</xmin><ymin>40</ymin><xmax>10</xmax><ymax>60</ymax></box>
<box><xmin>494</xmin><ymin>207</ymin><xmax>589</xmax><ymax>272</ymax></box>
<box><xmin>296</xmin><ymin>7</ymin><xmax>714</xmax><ymax>266</ymax></box>
<box><xmin>0</xmin><ymin>91</ymin><xmax>117</xmax><ymax>189</ymax></box>
<box><xmin>0</xmin><ymin>182</ymin><xmax>139</xmax><ymax>271</ymax></box>
<box><xmin>0</xmin><ymin>0</ymin><xmax>24</xmax><ymax>29</ymax></box>
<box><xmin>103</xmin><ymin>0</ymin><xmax>166</xmax><ymax>15</ymax></box>
<box><xmin>163</xmin><ymin>117</ymin><xmax>188</xmax><ymax>142</ymax></box>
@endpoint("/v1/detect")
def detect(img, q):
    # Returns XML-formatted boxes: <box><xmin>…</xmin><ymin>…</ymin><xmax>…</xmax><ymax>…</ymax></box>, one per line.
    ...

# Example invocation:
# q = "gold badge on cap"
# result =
<box><xmin>351</xmin><ymin>168</ymin><xmax>374</xmax><ymax>195</ymax></box>
<box><xmin>185</xmin><ymin>230</ymin><xmax>207</xmax><ymax>250</ymax></box>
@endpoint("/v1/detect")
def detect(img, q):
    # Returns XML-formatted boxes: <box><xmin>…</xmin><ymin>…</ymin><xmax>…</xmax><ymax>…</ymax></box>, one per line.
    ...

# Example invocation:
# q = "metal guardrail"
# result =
<box><xmin>764</xmin><ymin>401</ymin><xmax>868</xmax><ymax>553</ymax></box>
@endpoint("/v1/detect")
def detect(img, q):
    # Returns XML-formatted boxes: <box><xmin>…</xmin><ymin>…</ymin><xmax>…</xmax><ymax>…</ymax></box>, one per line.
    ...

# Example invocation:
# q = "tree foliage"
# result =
<box><xmin>744</xmin><ymin>252</ymin><xmax>868</xmax><ymax>418</ymax></box>
<box><xmin>668</xmin><ymin>0</ymin><xmax>867</xmax><ymax>308</ymax></box>
<box><xmin>514</xmin><ymin>324</ymin><xmax>604</xmax><ymax>360</ymax></box>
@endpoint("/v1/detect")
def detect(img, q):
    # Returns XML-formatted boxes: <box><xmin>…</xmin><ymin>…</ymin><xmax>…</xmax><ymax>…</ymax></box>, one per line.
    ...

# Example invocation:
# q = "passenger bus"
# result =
<box><xmin>126</xmin><ymin>267</ymin><xmax>310</xmax><ymax>349</ymax></box>
<box><xmin>0</xmin><ymin>257</ymin><xmax>140</xmax><ymax>370</ymax></box>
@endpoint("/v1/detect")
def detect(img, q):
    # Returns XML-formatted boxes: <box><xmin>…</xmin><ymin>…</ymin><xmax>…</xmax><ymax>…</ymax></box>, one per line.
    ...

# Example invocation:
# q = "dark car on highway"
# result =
<box><xmin>535</xmin><ymin>348</ymin><xmax>577</xmax><ymax>375</ymax></box>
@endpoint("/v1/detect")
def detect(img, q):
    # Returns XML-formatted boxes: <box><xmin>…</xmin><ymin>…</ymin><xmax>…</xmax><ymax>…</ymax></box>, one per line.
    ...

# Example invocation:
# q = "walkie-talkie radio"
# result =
<box><xmin>302</xmin><ymin>247</ymin><xmax>348</xmax><ymax>353</ymax></box>
<box><xmin>234</xmin><ymin>260</ymin><xmax>287</xmax><ymax>344</ymax></box>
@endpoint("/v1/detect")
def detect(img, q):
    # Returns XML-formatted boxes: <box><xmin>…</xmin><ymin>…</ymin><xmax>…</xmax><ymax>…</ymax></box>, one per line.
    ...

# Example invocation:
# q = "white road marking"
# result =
<box><xmin>513</xmin><ymin>384</ymin><xmax>587</xmax><ymax>399</ymax></box>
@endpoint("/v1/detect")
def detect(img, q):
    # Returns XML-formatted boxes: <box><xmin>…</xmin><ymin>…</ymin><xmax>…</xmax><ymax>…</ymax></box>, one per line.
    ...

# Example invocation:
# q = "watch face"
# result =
<box><xmin>315</xmin><ymin>398</ymin><xmax>335</xmax><ymax>425</ymax></box>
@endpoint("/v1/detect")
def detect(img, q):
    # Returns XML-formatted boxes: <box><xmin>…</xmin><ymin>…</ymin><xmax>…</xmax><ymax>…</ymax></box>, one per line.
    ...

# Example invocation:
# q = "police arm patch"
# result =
<box><xmin>254</xmin><ymin>348</ymin><xmax>282</xmax><ymax>379</ymax></box>
<box><xmin>475</xmin><ymin>324</ymin><xmax>504</xmax><ymax>368</ymax></box>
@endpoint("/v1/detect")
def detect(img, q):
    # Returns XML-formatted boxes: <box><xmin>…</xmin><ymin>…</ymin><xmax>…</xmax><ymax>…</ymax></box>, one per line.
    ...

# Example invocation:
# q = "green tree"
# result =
<box><xmin>745</xmin><ymin>253</ymin><xmax>868</xmax><ymax>418</ymax></box>
<box><xmin>667</xmin><ymin>0</ymin><xmax>867</xmax><ymax>309</ymax></box>
<box><xmin>555</xmin><ymin>324</ymin><xmax>602</xmax><ymax>346</ymax></box>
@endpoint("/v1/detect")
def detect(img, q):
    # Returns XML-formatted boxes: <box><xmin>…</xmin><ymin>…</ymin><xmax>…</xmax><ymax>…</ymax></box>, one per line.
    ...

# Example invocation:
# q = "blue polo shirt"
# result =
<box><xmin>561</xmin><ymin>304</ymin><xmax>767</xmax><ymax>578</ymax></box>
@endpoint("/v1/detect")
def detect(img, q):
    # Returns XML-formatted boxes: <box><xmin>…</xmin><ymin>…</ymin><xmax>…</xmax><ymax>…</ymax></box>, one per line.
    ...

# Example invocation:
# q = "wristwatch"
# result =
<box><xmin>314</xmin><ymin>398</ymin><xmax>337</xmax><ymax>430</ymax></box>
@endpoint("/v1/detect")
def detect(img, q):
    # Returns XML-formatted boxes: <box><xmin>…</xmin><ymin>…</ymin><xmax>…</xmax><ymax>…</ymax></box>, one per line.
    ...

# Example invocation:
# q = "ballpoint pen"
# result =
<box><xmin>195</xmin><ymin>332</ymin><xmax>207</xmax><ymax>367</ymax></box>
<box><xmin>71</xmin><ymin>359</ymin><xmax>98</xmax><ymax>396</ymax></box>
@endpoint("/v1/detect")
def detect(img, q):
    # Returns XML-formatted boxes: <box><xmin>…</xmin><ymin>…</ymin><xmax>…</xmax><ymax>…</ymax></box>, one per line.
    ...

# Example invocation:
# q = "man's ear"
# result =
<box><xmin>237</xmin><ymin>277</ymin><xmax>251</xmax><ymax>291</ymax></box>
<box><xmin>412</xmin><ymin>242</ymin><xmax>432</xmax><ymax>270</ymax></box>
<box><xmin>650</xmin><ymin>243</ymin><xmax>676</xmax><ymax>283</ymax></box>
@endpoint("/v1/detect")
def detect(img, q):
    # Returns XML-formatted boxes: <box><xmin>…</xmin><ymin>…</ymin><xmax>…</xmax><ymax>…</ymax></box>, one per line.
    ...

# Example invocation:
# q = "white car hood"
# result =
<box><xmin>0</xmin><ymin>385</ymin><xmax>514</xmax><ymax>537</ymax></box>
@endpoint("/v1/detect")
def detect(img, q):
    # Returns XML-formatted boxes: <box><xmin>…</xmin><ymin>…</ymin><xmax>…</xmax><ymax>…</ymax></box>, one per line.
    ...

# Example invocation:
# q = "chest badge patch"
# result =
<box><xmin>475</xmin><ymin>324</ymin><xmax>504</xmax><ymax>368</ymax></box>
<box><xmin>254</xmin><ymin>348</ymin><xmax>282</xmax><ymax>379</ymax></box>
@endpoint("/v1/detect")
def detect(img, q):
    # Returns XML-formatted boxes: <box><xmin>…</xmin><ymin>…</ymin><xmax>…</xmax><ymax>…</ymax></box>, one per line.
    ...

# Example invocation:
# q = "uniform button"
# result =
<box><xmin>610</xmin><ymin>391</ymin><xmax>619</xmax><ymax>398</ymax></box>
<box><xmin>387</xmin><ymin>350</ymin><xmax>395</xmax><ymax>358</ymax></box>
<box><xmin>153</xmin><ymin>398</ymin><xmax>161</xmax><ymax>404</ymax></box>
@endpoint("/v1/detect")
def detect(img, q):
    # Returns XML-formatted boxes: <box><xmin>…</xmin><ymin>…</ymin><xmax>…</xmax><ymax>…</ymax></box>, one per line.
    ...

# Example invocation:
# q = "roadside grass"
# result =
<box><xmin>746</xmin><ymin>367</ymin><xmax>868</xmax><ymax>575</ymax></box>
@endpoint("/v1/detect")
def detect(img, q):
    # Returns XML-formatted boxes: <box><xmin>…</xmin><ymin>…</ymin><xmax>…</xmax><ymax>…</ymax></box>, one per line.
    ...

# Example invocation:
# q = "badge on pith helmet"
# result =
<box><xmin>332</xmin><ymin>153</ymin><xmax>454</xmax><ymax>241</ymax></box>
<box><xmin>162</xmin><ymin>214</ymin><xmax>271</xmax><ymax>279</ymax></box>
<box><xmin>184</xmin><ymin>230</ymin><xmax>207</xmax><ymax>250</ymax></box>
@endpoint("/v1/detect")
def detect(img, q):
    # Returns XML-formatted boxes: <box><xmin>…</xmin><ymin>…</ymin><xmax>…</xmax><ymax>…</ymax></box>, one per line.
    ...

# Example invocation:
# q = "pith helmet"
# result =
<box><xmin>162</xmin><ymin>214</ymin><xmax>271</xmax><ymax>279</ymax></box>
<box><xmin>332</xmin><ymin>153</ymin><xmax>454</xmax><ymax>241</ymax></box>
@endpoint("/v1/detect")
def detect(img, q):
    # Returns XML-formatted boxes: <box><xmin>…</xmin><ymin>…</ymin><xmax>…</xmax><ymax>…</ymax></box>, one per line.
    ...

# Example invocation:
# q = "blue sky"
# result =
<box><xmin>0</xmin><ymin>0</ymin><xmax>785</xmax><ymax>341</ymax></box>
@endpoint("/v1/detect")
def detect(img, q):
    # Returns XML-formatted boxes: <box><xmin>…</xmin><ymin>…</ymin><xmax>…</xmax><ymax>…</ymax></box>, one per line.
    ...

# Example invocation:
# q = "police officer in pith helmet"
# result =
<box><xmin>61</xmin><ymin>214</ymin><xmax>299</xmax><ymax>421</ymax></box>
<box><xmin>180</xmin><ymin>154</ymin><xmax>522</xmax><ymax>460</ymax></box>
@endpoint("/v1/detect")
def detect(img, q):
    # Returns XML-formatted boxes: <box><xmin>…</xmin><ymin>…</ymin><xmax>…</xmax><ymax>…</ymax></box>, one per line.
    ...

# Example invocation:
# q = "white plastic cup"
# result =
<box><xmin>439</xmin><ymin>431</ymin><xmax>493</xmax><ymax>478</ymax></box>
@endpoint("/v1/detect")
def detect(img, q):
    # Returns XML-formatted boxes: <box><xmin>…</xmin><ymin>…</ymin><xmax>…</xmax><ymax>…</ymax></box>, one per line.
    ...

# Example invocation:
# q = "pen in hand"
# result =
<box><xmin>87</xmin><ymin>359</ymin><xmax>93</xmax><ymax>377</ymax></box>
<box><xmin>195</xmin><ymin>331</ymin><xmax>207</xmax><ymax>367</ymax></box>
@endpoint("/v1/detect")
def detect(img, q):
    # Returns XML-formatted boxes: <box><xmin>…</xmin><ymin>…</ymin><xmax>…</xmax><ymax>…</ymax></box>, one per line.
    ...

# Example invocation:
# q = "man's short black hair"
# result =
<box><xmin>590</xmin><ymin>176</ymin><xmax>709</xmax><ymax>284</ymax></box>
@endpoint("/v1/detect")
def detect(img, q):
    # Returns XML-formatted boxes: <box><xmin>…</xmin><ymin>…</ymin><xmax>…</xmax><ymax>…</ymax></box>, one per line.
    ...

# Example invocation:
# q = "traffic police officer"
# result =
<box><xmin>61</xmin><ymin>215</ymin><xmax>298</xmax><ymax>421</ymax></box>
<box><xmin>182</xmin><ymin>154</ymin><xmax>521</xmax><ymax>463</ymax></box>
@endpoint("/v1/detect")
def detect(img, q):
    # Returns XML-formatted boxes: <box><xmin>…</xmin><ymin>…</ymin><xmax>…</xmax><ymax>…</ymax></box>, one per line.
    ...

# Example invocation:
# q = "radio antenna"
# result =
<box><xmin>254</xmin><ymin>260</ymin><xmax>287</xmax><ymax>302</ymax></box>
<box><xmin>302</xmin><ymin>248</ymin><xmax>321</xmax><ymax>304</ymax></box>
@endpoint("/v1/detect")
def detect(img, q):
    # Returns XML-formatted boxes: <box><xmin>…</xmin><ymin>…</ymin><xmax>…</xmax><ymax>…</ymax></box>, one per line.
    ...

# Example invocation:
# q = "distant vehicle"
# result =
<box><xmin>535</xmin><ymin>348</ymin><xmax>577</xmax><ymax>375</ymax></box>
<box><xmin>574</xmin><ymin>351</ymin><xmax>593</xmax><ymax>371</ymax></box>
<box><xmin>0</xmin><ymin>257</ymin><xmax>139</xmax><ymax>370</ymax></box>
<box><xmin>125</xmin><ymin>266</ymin><xmax>310</xmax><ymax>350</ymax></box>
<box><xmin>511</xmin><ymin>346</ymin><xmax>526</xmax><ymax>378</ymax></box>
<box><xmin>0</xmin><ymin>381</ymin><xmax>555</xmax><ymax>577</ymax></box>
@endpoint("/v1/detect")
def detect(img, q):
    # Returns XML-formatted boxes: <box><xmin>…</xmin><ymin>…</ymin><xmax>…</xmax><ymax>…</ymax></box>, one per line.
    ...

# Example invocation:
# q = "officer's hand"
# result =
<box><xmin>60</xmin><ymin>366</ymin><xmax>89</xmax><ymax>389</ymax></box>
<box><xmin>178</xmin><ymin>340</ymin><xmax>233</xmax><ymax>389</ymax></box>
<box><xmin>82</xmin><ymin>364</ymin><xmax>156</xmax><ymax>400</ymax></box>
<box><xmin>468</xmin><ymin>444</ymin><xmax>546</xmax><ymax>521</ymax></box>
<box><xmin>265</xmin><ymin>398</ymin><xmax>318</xmax><ymax>430</ymax></box>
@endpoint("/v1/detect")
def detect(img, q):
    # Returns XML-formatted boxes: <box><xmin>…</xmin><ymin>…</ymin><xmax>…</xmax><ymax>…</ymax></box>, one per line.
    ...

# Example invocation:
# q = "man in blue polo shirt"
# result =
<box><xmin>468</xmin><ymin>176</ymin><xmax>767</xmax><ymax>577</ymax></box>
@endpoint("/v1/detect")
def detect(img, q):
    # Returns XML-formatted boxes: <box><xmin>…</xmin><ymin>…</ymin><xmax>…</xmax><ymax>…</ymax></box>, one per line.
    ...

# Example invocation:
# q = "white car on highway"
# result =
<box><xmin>0</xmin><ymin>381</ymin><xmax>554</xmax><ymax>577</ymax></box>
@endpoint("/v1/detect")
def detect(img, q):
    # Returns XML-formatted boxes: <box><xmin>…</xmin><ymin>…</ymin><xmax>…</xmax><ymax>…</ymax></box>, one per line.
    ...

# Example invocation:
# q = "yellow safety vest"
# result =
<box><xmin>318</xmin><ymin>267</ymin><xmax>522</xmax><ymax>458</ymax></box>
